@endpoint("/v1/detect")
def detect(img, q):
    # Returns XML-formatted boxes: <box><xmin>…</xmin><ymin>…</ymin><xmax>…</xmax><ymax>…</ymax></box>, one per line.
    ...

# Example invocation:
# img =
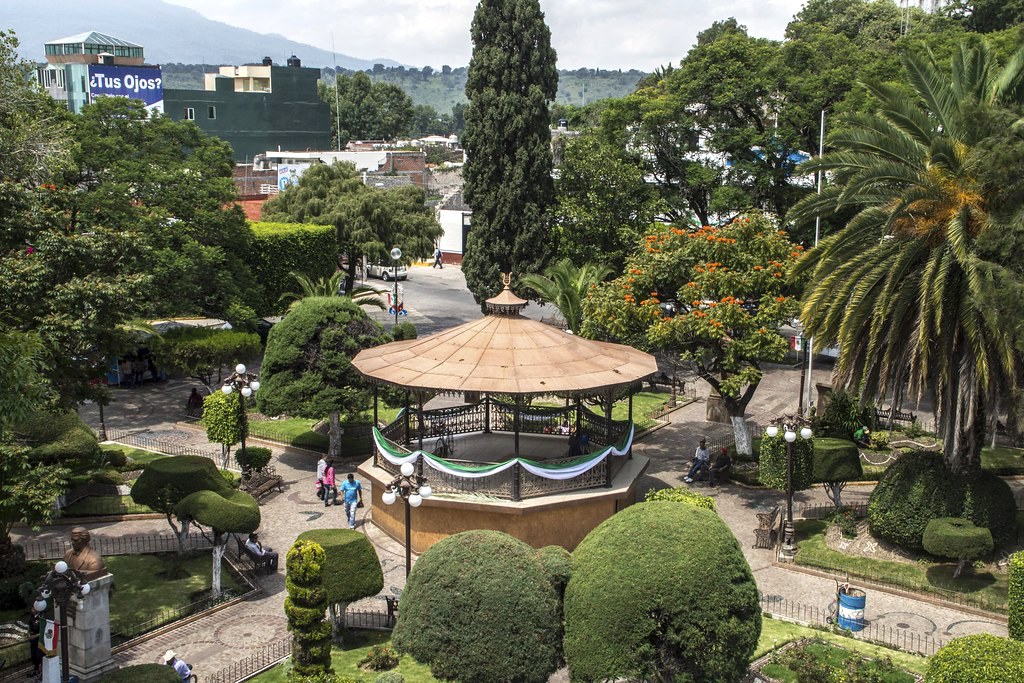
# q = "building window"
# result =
<box><xmin>184</xmin><ymin>107</ymin><xmax>195</xmax><ymax>121</ymax></box>
<box><xmin>207</xmin><ymin>106</ymin><xmax>216</xmax><ymax>120</ymax></box>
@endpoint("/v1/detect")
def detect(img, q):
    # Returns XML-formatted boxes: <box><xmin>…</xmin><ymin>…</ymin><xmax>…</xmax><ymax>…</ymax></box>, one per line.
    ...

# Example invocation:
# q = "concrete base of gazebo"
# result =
<box><xmin>358</xmin><ymin>454</ymin><xmax>649</xmax><ymax>553</ymax></box>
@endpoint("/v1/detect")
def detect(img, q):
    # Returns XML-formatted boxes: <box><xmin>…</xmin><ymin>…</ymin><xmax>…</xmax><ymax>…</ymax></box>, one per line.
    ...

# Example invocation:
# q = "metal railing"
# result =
<box><xmin>760</xmin><ymin>593</ymin><xmax>945</xmax><ymax>657</ymax></box>
<box><xmin>111</xmin><ymin>589</ymin><xmax>247</xmax><ymax>645</ymax></box>
<box><xmin>20</xmin><ymin>531</ymin><xmax>212</xmax><ymax>561</ymax></box>
<box><xmin>106</xmin><ymin>429</ymin><xmax>231</xmax><ymax>469</ymax></box>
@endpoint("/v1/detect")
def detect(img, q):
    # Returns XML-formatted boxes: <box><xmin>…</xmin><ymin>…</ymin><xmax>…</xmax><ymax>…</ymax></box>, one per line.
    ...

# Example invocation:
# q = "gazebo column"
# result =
<box><xmin>575</xmin><ymin>397</ymin><xmax>582</xmax><ymax>435</ymax></box>
<box><xmin>373</xmin><ymin>385</ymin><xmax>379</xmax><ymax>426</ymax></box>
<box><xmin>403</xmin><ymin>390</ymin><xmax>411</xmax><ymax>447</ymax></box>
<box><xmin>605</xmin><ymin>389</ymin><xmax>613</xmax><ymax>443</ymax></box>
<box><xmin>484</xmin><ymin>393</ymin><xmax>491</xmax><ymax>433</ymax></box>
<box><xmin>513</xmin><ymin>395</ymin><xmax>522</xmax><ymax>502</ymax></box>
<box><xmin>417</xmin><ymin>392</ymin><xmax>425</xmax><ymax>451</ymax></box>
<box><xmin>628</xmin><ymin>386</ymin><xmax>634</xmax><ymax>460</ymax></box>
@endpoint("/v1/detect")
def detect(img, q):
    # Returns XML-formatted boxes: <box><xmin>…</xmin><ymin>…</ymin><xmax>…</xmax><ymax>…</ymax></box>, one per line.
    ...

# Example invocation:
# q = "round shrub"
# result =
<box><xmin>644</xmin><ymin>486</ymin><xmax>716</xmax><ymax>512</ymax></box>
<box><xmin>297</xmin><ymin>529</ymin><xmax>383</xmax><ymax>605</ymax></box>
<box><xmin>564</xmin><ymin>501</ymin><xmax>760</xmax><ymax>682</ymax></box>
<box><xmin>235</xmin><ymin>446</ymin><xmax>272</xmax><ymax>473</ymax></box>
<box><xmin>926</xmin><ymin>634</ymin><xmax>1024</xmax><ymax>682</ymax></box>
<box><xmin>102</xmin><ymin>449</ymin><xmax>128</xmax><ymax>467</ymax></box>
<box><xmin>868</xmin><ymin>452</ymin><xmax>1016</xmax><ymax>550</ymax></box>
<box><xmin>98</xmin><ymin>664</ymin><xmax>181</xmax><ymax>683</ymax></box>
<box><xmin>759</xmin><ymin>434</ymin><xmax>813</xmax><ymax>491</ymax></box>
<box><xmin>536</xmin><ymin>545</ymin><xmax>572</xmax><ymax>599</ymax></box>
<box><xmin>17</xmin><ymin>410</ymin><xmax>100</xmax><ymax>464</ymax></box>
<box><xmin>391</xmin><ymin>530</ymin><xmax>561</xmax><ymax>683</ymax></box>
<box><xmin>1008</xmin><ymin>551</ymin><xmax>1023</xmax><ymax>641</ymax></box>
<box><xmin>811</xmin><ymin>438</ymin><xmax>862</xmax><ymax>483</ymax></box>
<box><xmin>90</xmin><ymin>468</ymin><xmax>124</xmax><ymax>486</ymax></box>
<box><xmin>923</xmin><ymin>518</ymin><xmax>993</xmax><ymax>565</ymax></box>
<box><xmin>131</xmin><ymin>455</ymin><xmax>231</xmax><ymax>511</ymax></box>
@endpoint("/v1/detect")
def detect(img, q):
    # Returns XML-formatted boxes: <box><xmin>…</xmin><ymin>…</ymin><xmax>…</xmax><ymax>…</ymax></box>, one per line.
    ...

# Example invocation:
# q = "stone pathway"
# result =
<box><xmin>40</xmin><ymin>367</ymin><xmax>1017</xmax><ymax>677</ymax></box>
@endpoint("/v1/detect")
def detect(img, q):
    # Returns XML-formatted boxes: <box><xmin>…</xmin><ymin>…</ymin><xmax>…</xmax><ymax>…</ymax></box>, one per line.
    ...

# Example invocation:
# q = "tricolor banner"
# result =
<box><xmin>40</xmin><ymin>619</ymin><xmax>58</xmax><ymax>657</ymax></box>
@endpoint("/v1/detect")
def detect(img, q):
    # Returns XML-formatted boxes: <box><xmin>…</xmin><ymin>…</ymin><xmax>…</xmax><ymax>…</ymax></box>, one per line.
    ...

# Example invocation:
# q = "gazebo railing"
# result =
<box><xmin>373</xmin><ymin>399</ymin><xmax>635</xmax><ymax>501</ymax></box>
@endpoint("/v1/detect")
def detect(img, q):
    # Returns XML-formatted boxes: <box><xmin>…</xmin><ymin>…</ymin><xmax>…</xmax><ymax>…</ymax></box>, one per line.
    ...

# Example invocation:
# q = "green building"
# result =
<box><xmin>163</xmin><ymin>56</ymin><xmax>332</xmax><ymax>161</ymax></box>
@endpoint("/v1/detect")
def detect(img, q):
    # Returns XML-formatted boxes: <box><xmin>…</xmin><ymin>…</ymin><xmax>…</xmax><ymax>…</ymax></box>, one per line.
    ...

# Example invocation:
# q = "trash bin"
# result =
<box><xmin>837</xmin><ymin>586</ymin><xmax>866</xmax><ymax>631</ymax></box>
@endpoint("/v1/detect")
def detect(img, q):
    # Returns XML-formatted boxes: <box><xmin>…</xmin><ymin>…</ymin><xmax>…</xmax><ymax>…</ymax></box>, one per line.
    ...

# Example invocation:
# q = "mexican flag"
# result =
<box><xmin>39</xmin><ymin>619</ymin><xmax>58</xmax><ymax>657</ymax></box>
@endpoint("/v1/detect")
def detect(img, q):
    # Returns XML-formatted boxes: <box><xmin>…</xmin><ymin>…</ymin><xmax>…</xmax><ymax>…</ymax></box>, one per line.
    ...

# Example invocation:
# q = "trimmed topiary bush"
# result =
<box><xmin>286</xmin><ymin>539</ymin><xmax>334</xmax><ymax>678</ymax></box>
<box><xmin>98</xmin><ymin>664</ymin><xmax>181</xmax><ymax>682</ymax></box>
<box><xmin>869</xmin><ymin>452</ymin><xmax>1016</xmax><ymax>550</ymax></box>
<box><xmin>235</xmin><ymin>446</ymin><xmax>272</xmax><ymax>474</ymax></box>
<box><xmin>922</xmin><ymin>518</ymin><xmax>993</xmax><ymax>577</ymax></box>
<box><xmin>16</xmin><ymin>410</ymin><xmax>100</xmax><ymax>465</ymax></box>
<box><xmin>812</xmin><ymin>438</ymin><xmax>863</xmax><ymax>508</ymax></box>
<box><xmin>297</xmin><ymin>528</ymin><xmax>383</xmax><ymax>635</ymax></box>
<box><xmin>644</xmin><ymin>486</ymin><xmax>717</xmax><ymax>512</ymax></box>
<box><xmin>564</xmin><ymin>501</ymin><xmax>760</xmax><ymax>682</ymax></box>
<box><xmin>926</xmin><ymin>634</ymin><xmax>1024</xmax><ymax>682</ymax></box>
<box><xmin>1010</xmin><ymin>551</ymin><xmax>1024</xmax><ymax>641</ymax></box>
<box><xmin>247</xmin><ymin>221</ymin><xmax>337</xmax><ymax>315</ymax></box>
<box><xmin>390</xmin><ymin>322</ymin><xmax>417</xmax><ymax>341</ymax></box>
<box><xmin>392</xmin><ymin>530</ymin><xmax>561</xmax><ymax>683</ymax></box>
<box><xmin>374</xmin><ymin>673</ymin><xmax>404</xmax><ymax>683</ymax></box>
<box><xmin>536</xmin><ymin>545</ymin><xmax>572</xmax><ymax>599</ymax></box>
<box><xmin>759</xmin><ymin>433</ymin><xmax>813</xmax><ymax>491</ymax></box>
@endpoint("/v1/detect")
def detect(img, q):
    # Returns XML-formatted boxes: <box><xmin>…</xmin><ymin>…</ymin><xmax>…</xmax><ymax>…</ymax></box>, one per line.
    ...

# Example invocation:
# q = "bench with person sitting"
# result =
<box><xmin>239</xmin><ymin>532</ymin><xmax>278</xmax><ymax>573</ymax></box>
<box><xmin>709</xmin><ymin>447</ymin><xmax>732</xmax><ymax>486</ymax></box>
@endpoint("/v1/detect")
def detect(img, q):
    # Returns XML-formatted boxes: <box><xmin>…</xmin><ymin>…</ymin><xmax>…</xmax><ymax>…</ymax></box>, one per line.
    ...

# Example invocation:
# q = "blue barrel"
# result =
<box><xmin>837</xmin><ymin>587</ymin><xmax>866</xmax><ymax>631</ymax></box>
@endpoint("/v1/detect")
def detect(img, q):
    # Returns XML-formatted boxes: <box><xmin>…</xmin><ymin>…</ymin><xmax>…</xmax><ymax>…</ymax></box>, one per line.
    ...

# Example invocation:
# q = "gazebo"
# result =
<box><xmin>352</xmin><ymin>278</ymin><xmax>658</xmax><ymax>551</ymax></box>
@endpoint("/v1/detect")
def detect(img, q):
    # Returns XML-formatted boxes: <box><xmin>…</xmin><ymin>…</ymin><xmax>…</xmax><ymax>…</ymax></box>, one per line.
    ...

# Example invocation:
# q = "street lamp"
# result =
<box><xmin>381</xmin><ymin>460</ymin><xmax>432</xmax><ymax>577</ymax></box>
<box><xmin>221</xmin><ymin>363</ymin><xmax>260</xmax><ymax>471</ymax></box>
<box><xmin>766</xmin><ymin>417</ymin><xmax>813</xmax><ymax>555</ymax></box>
<box><xmin>390</xmin><ymin>246</ymin><xmax>402</xmax><ymax>327</ymax></box>
<box><xmin>35</xmin><ymin>561</ymin><xmax>91</xmax><ymax>683</ymax></box>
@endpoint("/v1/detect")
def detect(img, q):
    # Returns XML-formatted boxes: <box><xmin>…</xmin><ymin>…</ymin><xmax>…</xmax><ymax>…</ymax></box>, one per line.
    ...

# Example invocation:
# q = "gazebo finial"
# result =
<box><xmin>485</xmin><ymin>273</ymin><xmax>528</xmax><ymax>315</ymax></box>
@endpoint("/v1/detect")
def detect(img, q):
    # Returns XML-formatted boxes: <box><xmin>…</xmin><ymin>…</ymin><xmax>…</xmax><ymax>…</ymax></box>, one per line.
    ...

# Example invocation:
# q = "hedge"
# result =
<box><xmin>868</xmin><ymin>452</ymin><xmax>1016</xmax><ymax>550</ymax></box>
<box><xmin>246</xmin><ymin>221</ymin><xmax>337</xmax><ymax>315</ymax></box>
<box><xmin>98</xmin><ymin>664</ymin><xmax>181</xmax><ymax>683</ymax></box>
<box><xmin>236</xmin><ymin>446</ymin><xmax>272</xmax><ymax>473</ymax></box>
<box><xmin>536</xmin><ymin>545</ymin><xmax>572</xmax><ymax>599</ymax></box>
<box><xmin>296</xmin><ymin>529</ymin><xmax>383</xmax><ymax>605</ymax></box>
<box><xmin>130</xmin><ymin>455</ymin><xmax>231</xmax><ymax>511</ymax></box>
<box><xmin>1010</xmin><ymin>551</ymin><xmax>1024</xmax><ymax>641</ymax></box>
<box><xmin>811</xmin><ymin>438</ymin><xmax>862</xmax><ymax>482</ymax></box>
<box><xmin>759</xmin><ymin>434</ymin><xmax>813</xmax><ymax>491</ymax></box>
<box><xmin>923</xmin><ymin>518</ymin><xmax>993</xmax><ymax>563</ymax></box>
<box><xmin>391</xmin><ymin>530</ymin><xmax>561</xmax><ymax>683</ymax></box>
<box><xmin>644</xmin><ymin>486</ymin><xmax>717</xmax><ymax>512</ymax></box>
<box><xmin>564</xmin><ymin>501</ymin><xmax>760</xmax><ymax>682</ymax></box>
<box><xmin>16</xmin><ymin>410</ymin><xmax>99</xmax><ymax>464</ymax></box>
<box><xmin>926</xmin><ymin>634</ymin><xmax>1024</xmax><ymax>682</ymax></box>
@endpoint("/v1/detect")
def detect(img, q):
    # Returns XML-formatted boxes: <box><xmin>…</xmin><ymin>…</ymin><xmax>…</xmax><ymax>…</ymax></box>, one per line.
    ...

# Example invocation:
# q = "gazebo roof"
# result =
<box><xmin>352</xmin><ymin>312</ymin><xmax>658</xmax><ymax>396</ymax></box>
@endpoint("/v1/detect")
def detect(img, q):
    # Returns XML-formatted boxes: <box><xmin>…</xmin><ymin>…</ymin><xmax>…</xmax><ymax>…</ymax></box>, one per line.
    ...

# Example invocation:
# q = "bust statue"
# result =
<box><xmin>63</xmin><ymin>527</ymin><xmax>106</xmax><ymax>581</ymax></box>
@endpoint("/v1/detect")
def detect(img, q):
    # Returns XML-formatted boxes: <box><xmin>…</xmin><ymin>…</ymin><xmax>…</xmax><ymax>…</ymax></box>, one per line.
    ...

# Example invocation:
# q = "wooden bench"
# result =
<box><xmin>234</xmin><ymin>534</ymin><xmax>275</xmax><ymax>574</ymax></box>
<box><xmin>873</xmin><ymin>407</ymin><xmax>917</xmax><ymax>426</ymax></box>
<box><xmin>753</xmin><ymin>506</ymin><xmax>780</xmax><ymax>549</ymax></box>
<box><xmin>240</xmin><ymin>465</ymin><xmax>285</xmax><ymax>504</ymax></box>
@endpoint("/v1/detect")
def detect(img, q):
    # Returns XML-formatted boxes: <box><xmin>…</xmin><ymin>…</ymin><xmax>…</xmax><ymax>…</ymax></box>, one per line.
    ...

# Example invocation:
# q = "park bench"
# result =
<box><xmin>233</xmin><ymin>534</ymin><xmax>275</xmax><ymax>575</ymax></box>
<box><xmin>873</xmin><ymin>406</ymin><xmax>917</xmax><ymax>426</ymax></box>
<box><xmin>753</xmin><ymin>506</ymin><xmax>780</xmax><ymax>550</ymax></box>
<box><xmin>240</xmin><ymin>465</ymin><xmax>285</xmax><ymax>504</ymax></box>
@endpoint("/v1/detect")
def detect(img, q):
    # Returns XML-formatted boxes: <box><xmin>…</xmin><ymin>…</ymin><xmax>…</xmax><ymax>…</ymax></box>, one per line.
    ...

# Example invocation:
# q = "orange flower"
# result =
<box><xmin>775</xmin><ymin>296</ymin><xmax>786</xmax><ymax>302</ymax></box>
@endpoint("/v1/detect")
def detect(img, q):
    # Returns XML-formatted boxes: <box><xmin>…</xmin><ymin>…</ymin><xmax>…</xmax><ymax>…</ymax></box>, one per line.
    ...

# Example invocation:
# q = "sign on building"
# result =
<box><xmin>277</xmin><ymin>163</ymin><xmax>311</xmax><ymax>191</ymax></box>
<box><xmin>88</xmin><ymin>65</ymin><xmax>164</xmax><ymax>113</ymax></box>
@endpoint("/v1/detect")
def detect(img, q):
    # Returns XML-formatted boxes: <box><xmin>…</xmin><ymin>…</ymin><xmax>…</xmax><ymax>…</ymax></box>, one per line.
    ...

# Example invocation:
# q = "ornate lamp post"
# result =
<box><xmin>34</xmin><ymin>561</ymin><xmax>91</xmax><ymax>683</ymax></box>
<box><xmin>765</xmin><ymin>417</ymin><xmax>813</xmax><ymax>554</ymax></box>
<box><xmin>381</xmin><ymin>461</ymin><xmax>431</xmax><ymax>577</ymax></box>
<box><xmin>221</xmin><ymin>363</ymin><xmax>260</xmax><ymax>465</ymax></box>
<box><xmin>390</xmin><ymin>246</ymin><xmax>402</xmax><ymax>327</ymax></box>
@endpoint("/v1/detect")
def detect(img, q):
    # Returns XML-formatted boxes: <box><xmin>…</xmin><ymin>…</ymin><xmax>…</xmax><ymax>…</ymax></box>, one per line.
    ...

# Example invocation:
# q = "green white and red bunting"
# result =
<box><xmin>372</xmin><ymin>424</ymin><xmax>634</xmax><ymax>481</ymax></box>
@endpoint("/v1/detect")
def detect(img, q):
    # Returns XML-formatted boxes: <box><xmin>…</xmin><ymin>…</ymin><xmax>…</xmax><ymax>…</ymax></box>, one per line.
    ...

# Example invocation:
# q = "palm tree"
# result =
<box><xmin>522</xmin><ymin>259</ymin><xmax>614</xmax><ymax>334</ymax></box>
<box><xmin>279</xmin><ymin>271</ymin><xmax>385</xmax><ymax>311</ymax></box>
<box><xmin>789</xmin><ymin>43</ymin><xmax>1024</xmax><ymax>475</ymax></box>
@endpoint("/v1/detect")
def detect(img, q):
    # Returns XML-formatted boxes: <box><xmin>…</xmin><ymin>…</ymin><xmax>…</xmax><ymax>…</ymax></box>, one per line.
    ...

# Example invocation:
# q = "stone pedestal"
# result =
<box><xmin>68</xmin><ymin>573</ymin><xmax>117</xmax><ymax>682</ymax></box>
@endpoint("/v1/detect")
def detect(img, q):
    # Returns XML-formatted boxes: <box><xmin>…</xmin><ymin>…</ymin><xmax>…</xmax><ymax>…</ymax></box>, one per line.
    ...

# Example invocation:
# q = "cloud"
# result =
<box><xmin>162</xmin><ymin>0</ymin><xmax>807</xmax><ymax>70</ymax></box>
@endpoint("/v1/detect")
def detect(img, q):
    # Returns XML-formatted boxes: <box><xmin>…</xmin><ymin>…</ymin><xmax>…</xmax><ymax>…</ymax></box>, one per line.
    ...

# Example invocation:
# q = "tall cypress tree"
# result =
<box><xmin>462</xmin><ymin>0</ymin><xmax>559</xmax><ymax>304</ymax></box>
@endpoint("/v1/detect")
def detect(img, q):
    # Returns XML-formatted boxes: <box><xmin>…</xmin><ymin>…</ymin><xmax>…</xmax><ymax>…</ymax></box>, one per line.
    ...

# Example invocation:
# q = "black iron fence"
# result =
<box><xmin>20</xmin><ymin>531</ymin><xmax>211</xmax><ymax>561</ymax></box>
<box><xmin>106</xmin><ymin>429</ymin><xmax>230</xmax><ymax>469</ymax></box>
<box><xmin>111</xmin><ymin>589</ymin><xmax>246</xmax><ymax>645</ymax></box>
<box><xmin>759</xmin><ymin>593</ymin><xmax>945</xmax><ymax>657</ymax></box>
<box><xmin>206</xmin><ymin>637</ymin><xmax>292</xmax><ymax>683</ymax></box>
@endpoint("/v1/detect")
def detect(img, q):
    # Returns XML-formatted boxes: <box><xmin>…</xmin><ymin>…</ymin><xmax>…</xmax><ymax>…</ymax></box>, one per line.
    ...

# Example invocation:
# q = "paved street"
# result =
<box><xmin>24</xmin><ymin>264</ymin><xmax>1013</xmax><ymax>678</ymax></box>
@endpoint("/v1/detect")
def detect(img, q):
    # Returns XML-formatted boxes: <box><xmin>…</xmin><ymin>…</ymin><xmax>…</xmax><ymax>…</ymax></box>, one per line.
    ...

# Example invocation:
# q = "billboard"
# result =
<box><xmin>278</xmin><ymin>163</ymin><xmax>311</xmax><ymax>191</ymax></box>
<box><xmin>88</xmin><ymin>65</ymin><xmax>164</xmax><ymax>114</ymax></box>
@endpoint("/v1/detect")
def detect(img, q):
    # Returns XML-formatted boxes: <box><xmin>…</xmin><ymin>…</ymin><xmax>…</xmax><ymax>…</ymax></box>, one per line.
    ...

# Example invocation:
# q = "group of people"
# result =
<box><xmin>684</xmin><ymin>438</ymin><xmax>732</xmax><ymax>486</ymax></box>
<box><xmin>317</xmin><ymin>455</ymin><xmax>364</xmax><ymax>529</ymax></box>
<box><xmin>118</xmin><ymin>349</ymin><xmax>162</xmax><ymax>388</ymax></box>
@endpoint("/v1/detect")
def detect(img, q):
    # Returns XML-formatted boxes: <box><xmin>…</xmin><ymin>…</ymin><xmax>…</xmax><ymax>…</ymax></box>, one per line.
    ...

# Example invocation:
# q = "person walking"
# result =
<box><xmin>322</xmin><ymin>459</ymin><xmax>337</xmax><ymax>507</ymax></box>
<box><xmin>316</xmin><ymin>454</ymin><xmax>328</xmax><ymax>501</ymax></box>
<box><xmin>162</xmin><ymin>650</ymin><xmax>193</xmax><ymax>682</ymax></box>
<box><xmin>432</xmin><ymin>246</ymin><xmax>443</xmax><ymax>269</ymax></box>
<box><xmin>340</xmin><ymin>472</ymin><xmax>364</xmax><ymax>529</ymax></box>
<box><xmin>684</xmin><ymin>438</ymin><xmax>710</xmax><ymax>483</ymax></box>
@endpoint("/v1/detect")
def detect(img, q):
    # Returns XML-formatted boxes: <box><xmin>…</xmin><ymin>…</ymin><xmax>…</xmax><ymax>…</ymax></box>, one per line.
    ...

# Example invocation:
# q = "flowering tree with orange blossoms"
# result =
<box><xmin>581</xmin><ymin>212</ymin><xmax>802</xmax><ymax>454</ymax></box>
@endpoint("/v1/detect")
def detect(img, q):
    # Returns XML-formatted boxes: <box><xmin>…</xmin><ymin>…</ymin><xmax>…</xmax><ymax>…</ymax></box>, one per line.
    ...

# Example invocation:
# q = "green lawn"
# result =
<box><xmin>757</xmin><ymin>618</ymin><xmax>929</xmax><ymax>675</ymax></box>
<box><xmin>794</xmin><ymin>520</ymin><xmax>1008</xmax><ymax>612</ymax></box>
<box><xmin>106</xmin><ymin>553</ymin><xmax>242</xmax><ymax>636</ymax></box>
<box><xmin>981</xmin><ymin>445</ymin><xmax>1024</xmax><ymax>474</ymax></box>
<box><xmin>760</xmin><ymin>639</ymin><xmax>916</xmax><ymax>682</ymax></box>
<box><xmin>246</xmin><ymin>401</ymin><xmax>401</xmax><ymax>455</ymax></box>
<box><xmin>249</xmin><ymin>630</ymin><xmax>438</xmax><ymax>682</ymax></box>
<box><xmin>63</xmin><ymin>495</ymin><xmax>153</xmax><ymax>517</ymax></box>
<box><xmin>535</xmin><ymin>391</ymin><xmax>673</xmax><ymax>431</ymax></box>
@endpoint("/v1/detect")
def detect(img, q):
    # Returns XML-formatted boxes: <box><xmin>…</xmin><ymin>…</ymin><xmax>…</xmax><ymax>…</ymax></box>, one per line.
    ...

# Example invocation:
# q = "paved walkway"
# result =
<box><xmin>25</xmin><ymin>366</ymin><xmax>1014</xmax><ymax>676</ymax></box>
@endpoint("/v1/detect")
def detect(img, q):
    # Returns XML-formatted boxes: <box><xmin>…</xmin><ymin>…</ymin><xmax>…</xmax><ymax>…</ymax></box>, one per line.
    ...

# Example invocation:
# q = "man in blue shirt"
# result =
<box><xmin>340</xmin><ymin>473</ymin><xmax>363</xmax><ymax>529</ymax></box>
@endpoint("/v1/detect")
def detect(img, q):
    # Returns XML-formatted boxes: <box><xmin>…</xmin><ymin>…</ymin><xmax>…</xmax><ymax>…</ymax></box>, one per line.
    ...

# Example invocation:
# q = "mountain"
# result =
<box><xmin>3</xmin><ymin>0</ymin><xmax>401</xmax><ymax>69</ymax></box>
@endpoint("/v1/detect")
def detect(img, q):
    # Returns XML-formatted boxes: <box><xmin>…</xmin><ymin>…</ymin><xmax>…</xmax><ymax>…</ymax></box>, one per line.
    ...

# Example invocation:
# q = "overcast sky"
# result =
<box><xmin>161</xmin><ymin>0</ymin><xmax>809</xmax><ymax>71</ymax></box>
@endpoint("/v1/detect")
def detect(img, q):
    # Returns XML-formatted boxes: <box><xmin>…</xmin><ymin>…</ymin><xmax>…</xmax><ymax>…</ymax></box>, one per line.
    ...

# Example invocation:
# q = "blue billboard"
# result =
<box><xmin>88</xmin><ymin>65</ymin><xmax>164</xmax><ymax>113</ymax></box>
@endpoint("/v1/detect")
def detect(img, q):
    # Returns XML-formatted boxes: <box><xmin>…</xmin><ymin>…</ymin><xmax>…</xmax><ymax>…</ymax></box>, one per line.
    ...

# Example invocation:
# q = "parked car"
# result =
<box><xmin>366</xmin><ymin>262</ymin><xmax>408</xmax><ymax>281</ymax></box>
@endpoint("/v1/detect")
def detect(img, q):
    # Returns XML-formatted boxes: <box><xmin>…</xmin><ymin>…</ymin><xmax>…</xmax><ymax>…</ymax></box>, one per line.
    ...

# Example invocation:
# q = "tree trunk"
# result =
<box><xmin>211</xmin><ymin>531</ymin><xmax>225</xmax><ymax>598</ymax></box>
<box><xmin>823</xmin><ymin>482</ymin><xmax>845</xmax><ymax>509</ymax></box>
<box><xmin>329</xmin><ymin>411</ymin><xmax>342</xmax><ymax>459</ymax></box>
<box><xmin>167</xmin><ymin>514</ymin><xmax>191</xmax><ymax>556</ymax></box>
<box><xmin>940</xmin><ymin>352</ymin><xmax>983</xmax><ymax>476</ymax></box>
<box><xmin>954</xmin><ymin>558</ymin><xmax>965</xmax><ymax>579</ymax></box>
<box><xmin>731</xmin><ymin>415</ymin><xmax>752</xmax><ymax>457</ymax></box>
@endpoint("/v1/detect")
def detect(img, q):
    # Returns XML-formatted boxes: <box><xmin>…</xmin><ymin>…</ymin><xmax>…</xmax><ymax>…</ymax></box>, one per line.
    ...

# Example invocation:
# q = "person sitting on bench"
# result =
<box><xmin>245</xmin><ymin>533</ymin><xmax>278</xmax><ymax>570</ymax></box>
<box><xmin>684</xmin><ymin>438</ymin><xmax>710</xmax><ymax>483</ymax></box>
<box><xmin>709</xmin><ymin>447</ymin><xmax>732</xmax><ymax>486</ymax></box>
